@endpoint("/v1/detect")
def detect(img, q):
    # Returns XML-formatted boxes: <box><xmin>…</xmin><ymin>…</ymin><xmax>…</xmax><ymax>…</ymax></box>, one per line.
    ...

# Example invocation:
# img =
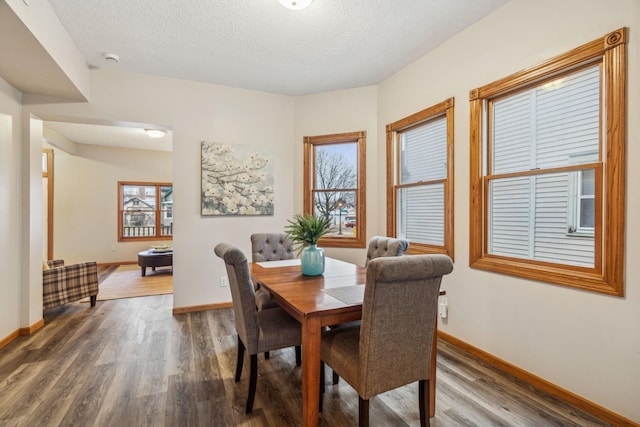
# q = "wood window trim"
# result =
<box><xmin>385</xmin><ymin>97</ymin><xmax>455</xmax><ymax>259</ymax></box>
<box><xmin>303</xmin><ymin>131</ymin><xmax>367</xmax><ymax>249</ymax></box>
<box><xmin>469</xmin><ymin>28</ymin><xmax>626</xmax><ymax>296</ymax></box>
<box><xmin>42</xmin><ymin>149</ymin><xmax>54</xmax><ymax>260</ymax></box>
<box><xmin>118</xmin><ymin>181</ymin><xmax>174</xmax><ymax>242</ymax></box>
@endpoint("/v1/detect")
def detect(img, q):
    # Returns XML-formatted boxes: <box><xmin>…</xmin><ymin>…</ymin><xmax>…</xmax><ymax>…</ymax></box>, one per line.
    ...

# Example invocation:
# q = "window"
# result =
<box><xmin>469</xmin><ymin>28</ymin><xmax>626</xmax><ymax>295</ymax></box>
<box><xmin>386</xmin><ymin>98</ymin><xmax>454</xmax><ymax>258</ymax></box>
<box><xmin>118</xmin><ymin>182</ymin><xmax>173</xmax><ymax>241</ymax></box>
<box><xmin>567</xmin><ymin>152</ymin><xmax>597</xmax><ymax>236</ymax></box>
<box><xmin>303</xmin><ymin>131</ymin><xmax>366</xmax><ymax>248</ymax></box>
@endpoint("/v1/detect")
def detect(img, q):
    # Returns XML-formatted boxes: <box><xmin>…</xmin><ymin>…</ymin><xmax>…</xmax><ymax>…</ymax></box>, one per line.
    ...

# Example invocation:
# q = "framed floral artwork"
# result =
<box><xmin>201</xmin><ymin>141</ymin><xmax>274</xmax><ymax>216</ymax></box>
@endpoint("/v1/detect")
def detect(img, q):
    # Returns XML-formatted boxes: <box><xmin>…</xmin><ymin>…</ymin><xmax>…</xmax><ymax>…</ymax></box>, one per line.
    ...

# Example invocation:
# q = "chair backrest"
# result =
<box><xmin>358</xmin><ymin>254</ymin><xmax>453</xmax><ymax>398</ymax></box>
<box><xmin>214</xmin><ymin>243</ymin><xmax>260</xmax><ymax>353</ymax></box>
<box><xmin>364</xmin><ymin>236</ymin><xmax>409</xmax><ymax>267</ymax></box>
<box><xmin>251</xmin><ymin>233</ymin><xmax>295</xmax><ymax>262</ymax></box>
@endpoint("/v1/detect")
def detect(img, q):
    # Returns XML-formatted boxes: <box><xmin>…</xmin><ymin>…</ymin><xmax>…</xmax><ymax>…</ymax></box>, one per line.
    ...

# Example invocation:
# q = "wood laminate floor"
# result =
<box><xmin>0</xmin><ymin>294</ymin><xmax>612</xmax><ymax>427</ymax></box>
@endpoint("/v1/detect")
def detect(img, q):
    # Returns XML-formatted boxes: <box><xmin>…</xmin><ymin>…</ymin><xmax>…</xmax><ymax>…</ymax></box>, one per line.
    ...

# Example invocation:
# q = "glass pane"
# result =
<box><xmin>581</xmin><ymin>169</ymin><xmax>595</xmax><ymax>196</ymax></box>
<box><xmin>400</xmin><ymin>118</ymin><xmax>447</xmax><ymax>184</ymax></box>
<box><xmin>488</xmin><ymin>173</ymin><xmax>594</xmax><ymax>267</ymax></box>
<box><xmin>396</xmin><ymin>184</ymin><xmax>444</xmax><ymax>245</ymax></box>
<box><xmin>160</xmin><ymin>210</ymin><xmax>173</xmax><ymax>236</ymax></box>
<box><xmin>488</xmin><ymin>177</ymin><xmax>531</xmax><ymax>257</ymax></box>
<box><xmin>123</xmin><ymin>184</ymin><xmax>156</xmax><ymax>209</ymax></box>
<box><xmin>160</xmin><ymin>186</ymin><xmax>173</xmax><ymax>236</ymax></box>
<box><xmin>122</xmin><ymin>212</ymin><xmax>156</xmax><ymax>237</ymax></box>
<box><xmin>313</xmin><ymin>191</ymin><xmax>356</xmax><ymax>238</ymax></box>
<box><xmin>492</xmin><ymin>65</ymin><xmax>600</xmax><ymax>175</ymax></box>
<box><xmin>580</xmin><ymin>199</ymin><xmax>595</xmax><ymax>228</ymax></box>
<box><xmin>315</xmin><ymin>143</ymin><xmax>357</xmax><ymax>190</ymax></box>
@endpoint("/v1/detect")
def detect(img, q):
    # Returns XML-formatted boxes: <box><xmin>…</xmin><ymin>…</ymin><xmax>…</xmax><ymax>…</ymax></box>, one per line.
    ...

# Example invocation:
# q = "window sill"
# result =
<box><xmin>470</xmin><ymin>254</ymin><xmax>622</xmax><ymax>296</ymax></box>
<box><xmin>566</xmin><ymin>231</ymin><xmax>595</xmax><ymax>238</ymax></box>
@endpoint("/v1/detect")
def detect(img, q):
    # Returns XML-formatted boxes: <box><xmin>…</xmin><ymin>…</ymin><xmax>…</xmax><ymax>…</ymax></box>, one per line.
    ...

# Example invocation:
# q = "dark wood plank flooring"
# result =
<box><xmin>0</xmin><ymin>294</ymin><xmax>612</xmax><ymax>426</ymax></box>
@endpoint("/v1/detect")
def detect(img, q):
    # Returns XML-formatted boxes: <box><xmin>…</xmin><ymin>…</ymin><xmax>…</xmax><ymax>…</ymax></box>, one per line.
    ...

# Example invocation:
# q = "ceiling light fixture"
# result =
<box><xmin>104</xmin><ymin>52</ymin><xmax>119</xmax><ymax>63</ymax></box>
<box><xmin>145</xmin><ymin>129</ymin><xmax>166</xmax><ymax>138</ymax></box>
<box><xmin>278</xmin><ymin>0</ymin><xmax>312</xmax><ymax>10</ymax></box>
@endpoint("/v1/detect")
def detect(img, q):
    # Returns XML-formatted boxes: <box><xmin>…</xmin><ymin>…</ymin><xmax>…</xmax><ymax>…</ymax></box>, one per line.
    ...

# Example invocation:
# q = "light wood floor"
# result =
<box><xmin>0</xmin><ymin>294</ymin><xmax>612</xmax><ymax>426</ymax></box>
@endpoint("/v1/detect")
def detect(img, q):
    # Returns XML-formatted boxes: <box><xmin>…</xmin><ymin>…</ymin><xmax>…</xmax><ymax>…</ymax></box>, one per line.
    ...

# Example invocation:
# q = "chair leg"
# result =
<box><xmin>332</xmin><ymin>371</ymin><xmax>340</xmax><ymax>385</ymax></box>
<box><xmin>235</xmin><ymin>336</ymin><xmax>245</xmax><ymax>382</ymax></box>
<box><xmin>295</xmin><ymin>345</ymin><xmax>302</xmax><ymax>366</ymax></box>
<box><xmin>319</xmin><ymin>361</ymin><xmax>325</xmax><ymax>412</ymax></box>
<box><xmin>359</xmin><ymin>397</ymin><xmax>369</xmax><ymax>427</ymax></box>
<box><xmin>264</xmin><ymin>351</ymin><xmax>270</xmax><ymax>359</ymax></box>
<box><xmin>90</xmin><ymin>295</ymin><xmax>97</xmax><ymax>307</ymax></box>
<box><xmin>419</xmin><ymin>379</ymin><xmax>430</xmax><ymax>427</ymax></box>
<box><xmin>246</xmin><ymin>354</ymin><xmax>258</xmax><ymax>414</ymax></box>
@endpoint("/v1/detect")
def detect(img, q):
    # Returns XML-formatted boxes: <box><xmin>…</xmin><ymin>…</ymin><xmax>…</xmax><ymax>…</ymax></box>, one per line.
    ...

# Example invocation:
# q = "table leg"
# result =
<box><xmin>141</xmin><ymin>266</ymin><xmax>146</xmax><ymax>277</ymax></box>
<box><xmin>301</xmin><ymin>316</ymin><xmax>322</xmax><ymax>427</ymax></box>
<box><xmin>429</xmin><ymin>327</ymin><xmax>437</xmax><ymax>417</ymax></box>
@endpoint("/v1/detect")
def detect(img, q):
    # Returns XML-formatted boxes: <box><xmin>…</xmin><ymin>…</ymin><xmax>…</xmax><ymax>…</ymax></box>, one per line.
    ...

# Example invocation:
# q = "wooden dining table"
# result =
<box><xmin>250</xmin><ymin>257</ymin><xmax>441</xmax><ymax>427</ymax></box>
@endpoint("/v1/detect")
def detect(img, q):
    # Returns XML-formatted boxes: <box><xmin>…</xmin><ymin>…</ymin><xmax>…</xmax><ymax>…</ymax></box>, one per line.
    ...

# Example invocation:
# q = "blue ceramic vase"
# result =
<box><xmin>301</xmin><ymin>244</ymin><xmax>325</xmax><ymax>276</ymax></box>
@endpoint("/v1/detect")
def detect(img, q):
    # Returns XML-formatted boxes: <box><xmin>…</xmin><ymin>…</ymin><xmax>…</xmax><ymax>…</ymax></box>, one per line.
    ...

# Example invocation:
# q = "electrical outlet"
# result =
<box><xmin>220</xmin><ymin>276</ymin><xmax>229</xmax><ymax>287</ymax></box>
<box><xmin>111</xmin><ymin>245</ymin><xmax>116</xmax><ymax>252</ymax></box>
<box><xmin>438</xmin><ymin>297</ymin><xmax>448</xmax><ymax>319</ymax></box>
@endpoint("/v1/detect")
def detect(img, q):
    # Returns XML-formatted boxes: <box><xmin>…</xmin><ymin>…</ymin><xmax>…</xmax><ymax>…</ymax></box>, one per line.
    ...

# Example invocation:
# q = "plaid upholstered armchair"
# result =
<box><xmin>43</xmin><ymin>260</ymin><xmax>99</xmax><ymax>309</ymax></box>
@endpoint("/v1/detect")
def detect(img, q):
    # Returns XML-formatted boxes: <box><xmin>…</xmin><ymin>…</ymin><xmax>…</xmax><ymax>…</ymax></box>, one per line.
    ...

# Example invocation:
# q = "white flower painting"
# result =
<box><xmin>201</xmin><ymin>141</ymin><xmax>274</xmax><ymax>216</ymax></box>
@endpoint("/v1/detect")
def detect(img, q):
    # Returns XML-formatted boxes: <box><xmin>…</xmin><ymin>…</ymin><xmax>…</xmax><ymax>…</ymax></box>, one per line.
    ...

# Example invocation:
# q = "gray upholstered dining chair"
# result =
<box><xmin>330</xmin><ymin>235</ymin><xmax>410</xmax><ymax>385</ymax></box>
<box><xmin>251</xmin><ymin>232</ymin><xmax>296</xmax><ymax>360</ymax></box>
<box><xmin>251</xmin><ymin>233</ymin><xmax>295</xmax><ymax>310</ymax></box>
<box><xmin>250</xmin><ymin>232</ymin><xmax>295</xmax><ymax>311</ymax></box>
<box><xmin>364</xmin><ymin>235</ymin><xmax>410</xmax><ymax>267</ymax></box>
<box><xmin>320</xmin><ymin>254</ymin><xmax>453</xmax><ymax>426</ymax></box>
<box><xmin>214</xmin><ymin>242</ymin><xmax>302</xmax><ymax>414</ymax></box>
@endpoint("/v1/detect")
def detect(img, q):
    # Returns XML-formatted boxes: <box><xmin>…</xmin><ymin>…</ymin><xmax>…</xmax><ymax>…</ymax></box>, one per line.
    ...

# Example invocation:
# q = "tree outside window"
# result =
<box><xmin>304</xmin><ymin>131</ymin><xmax>366</xmax><ymax>248</ymax></box>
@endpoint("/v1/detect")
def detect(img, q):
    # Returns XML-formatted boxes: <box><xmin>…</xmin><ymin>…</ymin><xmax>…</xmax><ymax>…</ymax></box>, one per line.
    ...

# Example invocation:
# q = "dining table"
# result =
<box><xmin>250</xmin><ymin>257</ymin><xmax>441</xmax><ymax>427</ymax></box>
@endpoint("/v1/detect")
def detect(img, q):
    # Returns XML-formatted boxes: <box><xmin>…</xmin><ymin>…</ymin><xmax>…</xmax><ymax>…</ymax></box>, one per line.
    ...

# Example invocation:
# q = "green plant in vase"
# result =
<box><xmin>285</xmin><ymin>213</ymin><xmax>332</xmax><ymax>276</ymax></box>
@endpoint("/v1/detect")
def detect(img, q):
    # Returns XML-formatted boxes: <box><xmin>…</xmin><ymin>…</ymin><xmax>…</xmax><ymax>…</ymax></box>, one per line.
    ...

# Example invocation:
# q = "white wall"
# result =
<box><xmin>294</xmin><ymin>86</ymin><xmax>379</xmax><ymax>266</ymax></box>
<box><xmin>23</xmin><ymin>116</ymin><xmax>43</xmax><ymax>327</ymax></box>
<box><xmin>49</xmin><ymin>143</ymin><xmax>172</xmax><ymax>264</ymax></box>
<box><xmin>376</xmin><ymin>0</ymin><xmax>640</xmax><ymax>421</ymax></box>
<box><xmin>26</xmin><ymin>69</ymin><xmax>296</xmax><ymax>310</ymax></box>
<box><xmin>0</xmin><ymin>78</ymin><xmax>23</xmax><ymax>341</ymax></box>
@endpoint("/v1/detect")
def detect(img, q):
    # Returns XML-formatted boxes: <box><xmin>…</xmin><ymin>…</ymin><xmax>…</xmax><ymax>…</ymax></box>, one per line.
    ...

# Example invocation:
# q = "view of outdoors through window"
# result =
<box><xmin>313</xmin><ymin>143</ymin><xmax>357</xmax><ymax>237</ymax></box>
<box><xmin>120</xmin><ymin>183</ymin><xmax>173</xmax><ymax>239</ymax></box>
<box><xmin>487</xmin><ymin>65</ymin><xmax>599</xmax><ymax>267</ymax></box>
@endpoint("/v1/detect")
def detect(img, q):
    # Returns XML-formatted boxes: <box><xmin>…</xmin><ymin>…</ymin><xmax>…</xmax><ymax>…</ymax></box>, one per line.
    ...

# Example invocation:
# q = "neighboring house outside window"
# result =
<box><xmin>303</xmin><ymin>131</ymin><xmax>366</xmax><ymax>248</ymax></box>
<box><xmin>386</xmin><ymin>98</ymin><xmax>454</xmax><ymax>259</ymax></box>
<box><xmin>469</xmin><ymin>28</ymin><xmax>626</xmax><ymax>296</ymax></box>
<box><xmin>118</xmin><ymin>182</ymin><xmax>173</xmax><ymax>241</ymax></box>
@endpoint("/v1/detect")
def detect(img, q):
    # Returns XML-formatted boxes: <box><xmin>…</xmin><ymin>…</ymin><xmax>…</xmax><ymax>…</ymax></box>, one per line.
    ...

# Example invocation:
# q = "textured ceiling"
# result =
<box><xmin>48</xmin><ymin>0</ymin><xmax>509</xmax><ymax>96</ymax></box>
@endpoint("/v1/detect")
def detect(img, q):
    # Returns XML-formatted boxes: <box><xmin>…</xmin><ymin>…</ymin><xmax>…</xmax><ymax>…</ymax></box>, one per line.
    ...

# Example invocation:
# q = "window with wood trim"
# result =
<box><xmin>386</xmin><ymin>98</ymin><xmax>454</xmax><ymax>258</ymax></box>
<box><xmin>118</xmin><ymin>182</ymin><xmax>173</xmax><ymax>241</ymax></box>
<box><xmin>469</xmin><ymin>28</ymin><xmax>626</xmax><ymax>296</ymax></box>
<box><xmin>303</xmin><ymin>131</ymin><xmax>366</xmax><ymax>248</ymax></box>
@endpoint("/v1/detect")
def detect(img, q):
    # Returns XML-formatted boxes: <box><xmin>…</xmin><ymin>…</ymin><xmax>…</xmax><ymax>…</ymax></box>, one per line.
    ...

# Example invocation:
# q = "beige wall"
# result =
<box><xmin>48</xmin><ymin>143</ymin><xmax>172</xmax><ymax>264</ymax></box>
<box><xmin>0</xmin><ymin>78</ymin><xmax>23</xmax><ymax>340</ymax></box>
<box><xmin>375</xmin><ymin>0</ymin><xmax>640</xmax><ymax>421</ymax></box>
